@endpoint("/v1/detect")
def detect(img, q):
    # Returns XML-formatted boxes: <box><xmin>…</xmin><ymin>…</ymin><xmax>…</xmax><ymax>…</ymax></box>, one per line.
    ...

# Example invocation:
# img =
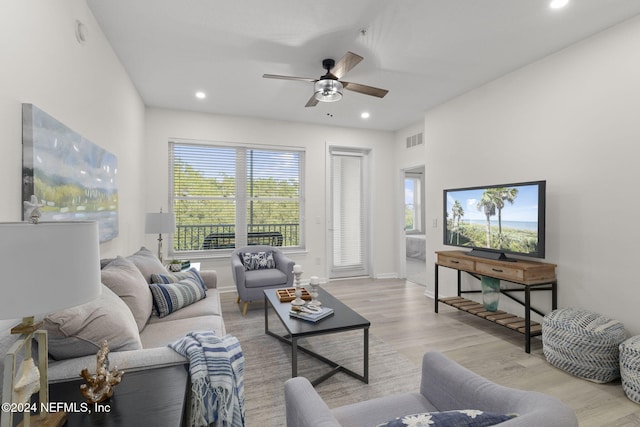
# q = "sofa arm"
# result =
<box><xmin>285</xmin><ymin>377</ymin><xmax>342</xmax><ymax>427</ymax></box>
<box><xmin>199</xmin><ymin>269</ymin><xmax>218</xmax><ymax>289</ymax></box>
<box><xmin>231</xmin><ymin>253</ymin><xmax>246</xmax><ymax>288</ymax></box>
<box><xmin>420</xmin><ymin>352</ymin><xmax>578</xmax><ymax>427</ymax></box>
<box><xmin>48</xmin><ymin>347</ymin><xmax>187</xmax><ymax>383</ymax></box>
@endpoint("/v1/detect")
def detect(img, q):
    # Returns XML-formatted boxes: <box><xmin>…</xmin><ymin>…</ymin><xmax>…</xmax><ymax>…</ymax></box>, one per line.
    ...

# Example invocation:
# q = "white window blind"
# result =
<box><xmin>169</xmin><ymin>141</ymin><xmax>304</xmax><ymax>252</ymax></box>
<box><xmin>331</xmin><ymin>152</ymin><xmax>368</xmax><ymax>272</ymax></box>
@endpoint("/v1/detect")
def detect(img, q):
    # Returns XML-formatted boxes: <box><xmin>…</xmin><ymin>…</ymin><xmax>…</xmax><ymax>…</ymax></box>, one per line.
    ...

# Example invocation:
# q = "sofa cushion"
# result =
<box><xmin>150</xmin><ymin>268</ymin><xmax>207</xmax><ymax>292</ymax></box>
<box><xmin>376</xmin><ymin>410</ymin><xmax>516</xmax><ymax>427</ymax></box>
<box><xmin>126</xmin><ymin>247</ymin><xmax>167</xmax><ymax>283</ymax></box>
<box><xmin>140</xmin><ymin>315</ymin><xmax>225</xmax><ymax>348</ymax></box>
<box><xmin>44</xmin><ymin>285</ymin><xmax>142</xmax><ymax>360</ymax></box>
<box><xmin>101</xmin><ymin>256</ymin><xmax>153</xmax><ymax>332</ymax></box>
<box><xmin>149</xmin><ymin>277</ymin><xmax>207</xmax><ymax>318</ymax></box>
<box><xmin>244</xmin><ymin>268</ymin><xmax>288</xmax><ymax>288</ymax></box>
<box><xmin>240</xmin><ymin>251</ymin><xmax>275</xmax><ymax>270</ymax></box>
<box><xmin>100</xmin><ymin>258</ymin><xmax>116</xmax><ymax>269</ymax></box>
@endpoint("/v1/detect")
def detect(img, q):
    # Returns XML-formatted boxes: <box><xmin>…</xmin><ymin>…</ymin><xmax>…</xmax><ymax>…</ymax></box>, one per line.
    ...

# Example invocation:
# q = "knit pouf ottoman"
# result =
<box><xmin>620</xmin><ymin>336</ymin><xmax>640</xmax><ymax>403</ymax></box>
<box><xmin>542</xmin><ymin>308</ymin><xmax>626</xmax><ymax>383</ymax></box>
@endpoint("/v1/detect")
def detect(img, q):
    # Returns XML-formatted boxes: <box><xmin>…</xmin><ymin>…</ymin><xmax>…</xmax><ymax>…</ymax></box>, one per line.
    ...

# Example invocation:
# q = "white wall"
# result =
<box><xmin>0</xmin><ymin>0</ymin><xmax>146</xmax><ymax>257</ymax></box>
<box><xmin>394</xmin><ymin>122</ymin><xmax>427</xmax><ymax>279</ymax></box>
<box><xmin>395</xmin><ymin>123</ymin><xmax>426</xmax><ymax>171</ymax></box>
<box><xmin>422</xmin><ymin>15</ymin><xmax>640</xmax><ymax>334</ymax></box>
<box><xmin>144</xmin><ymin>108</ymin><xmax>396</xmax><ymax>289</ymax></box>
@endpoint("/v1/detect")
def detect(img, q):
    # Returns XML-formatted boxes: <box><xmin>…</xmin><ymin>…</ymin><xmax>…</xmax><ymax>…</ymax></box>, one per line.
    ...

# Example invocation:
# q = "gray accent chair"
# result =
<box><xmin>284</xmin><ymin>351</ymin><xmax>578</xmax><ymax>427</ymax></box>
<box><xmin>231</xmin><ymin>245</ymin><xmax>295</xmax><ymax>316</ymax></box>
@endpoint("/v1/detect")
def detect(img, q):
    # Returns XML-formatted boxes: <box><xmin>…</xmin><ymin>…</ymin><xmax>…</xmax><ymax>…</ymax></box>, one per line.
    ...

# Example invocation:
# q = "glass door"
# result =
<box><xmin>329</xmin><ymin>149</ymin><xmax>369</xmax><ymax>278</ymax></box>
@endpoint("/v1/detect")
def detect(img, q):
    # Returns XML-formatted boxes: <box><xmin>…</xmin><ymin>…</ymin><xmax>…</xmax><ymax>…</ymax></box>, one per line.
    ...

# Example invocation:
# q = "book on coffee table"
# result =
<box><xmin>289</xmin><ymin>306</ymin><xmax>334</xmax><ymax>322</ymax></box>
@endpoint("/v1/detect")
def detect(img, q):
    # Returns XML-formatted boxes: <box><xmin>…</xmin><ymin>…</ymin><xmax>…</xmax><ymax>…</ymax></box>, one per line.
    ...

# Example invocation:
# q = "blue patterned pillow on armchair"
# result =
<box><xmin>376</xmin><ymin>410</ymin><xmax>516</xmax><ymax>427</ymax></box>
<box><xmin>240</xmin><ymin>251</ymin><xmax>276</xmax><ymax>271</ymax></box>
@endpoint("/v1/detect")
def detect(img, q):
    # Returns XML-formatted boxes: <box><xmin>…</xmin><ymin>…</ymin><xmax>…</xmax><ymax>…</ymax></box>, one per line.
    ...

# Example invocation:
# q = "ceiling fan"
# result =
<box><xmin>263</xmin><ymin>51</ymin><xmax>389</xmax><ymax>107</ymax></box>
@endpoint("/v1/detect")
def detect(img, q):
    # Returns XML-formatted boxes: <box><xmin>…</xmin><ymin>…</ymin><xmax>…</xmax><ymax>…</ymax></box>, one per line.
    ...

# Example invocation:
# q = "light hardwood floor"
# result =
<box><xmin>225</xmin><ymin>278</ymin><xmax>640</xmax><ymax>426</ymax></box>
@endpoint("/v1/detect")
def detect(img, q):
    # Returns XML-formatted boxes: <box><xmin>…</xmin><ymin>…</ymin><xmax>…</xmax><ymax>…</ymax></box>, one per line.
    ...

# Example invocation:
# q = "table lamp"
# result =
<box><xmin>145</xmin><ymin>209</ymin><xmax>176</xmax><ymax>264</ymax></box>
<box><xmin>0</xmin><ymin>221</ymin><xmax>101</xmax><ymax>427</ymax></box>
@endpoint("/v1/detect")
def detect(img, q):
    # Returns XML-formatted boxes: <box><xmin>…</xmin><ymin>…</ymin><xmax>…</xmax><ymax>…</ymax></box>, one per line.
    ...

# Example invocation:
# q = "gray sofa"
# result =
<box><xmin>0</xmin><ymin>247</ymin><xmax>225</xmax><ymax>392</ymax></box>
<box><xmin>285</xmin><ymin>351</ymin><xmax>578</xmax><ymax>427</ymax></box>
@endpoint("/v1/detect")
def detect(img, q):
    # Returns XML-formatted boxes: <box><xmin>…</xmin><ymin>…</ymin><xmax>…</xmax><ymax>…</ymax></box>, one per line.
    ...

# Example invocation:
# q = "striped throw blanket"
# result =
<box><xmin>169</xmin><ymin>332</ymin><xmax>245</xmax><ymax>427</ymax></box>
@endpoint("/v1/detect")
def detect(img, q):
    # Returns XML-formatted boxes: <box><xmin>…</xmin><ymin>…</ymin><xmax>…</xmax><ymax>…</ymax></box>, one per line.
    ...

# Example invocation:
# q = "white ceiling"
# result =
<box><xmin>87</xmin><ymin>0</ymin><xmax>640</xmax><ymax>131</ymax></box>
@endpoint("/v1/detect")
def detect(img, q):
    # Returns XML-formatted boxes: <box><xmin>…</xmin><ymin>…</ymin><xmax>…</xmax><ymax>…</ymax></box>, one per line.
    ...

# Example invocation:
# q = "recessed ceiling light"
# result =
<box><xmin>361</xmin><ymin>112</ymin><xmax>370</xmax><ymax>119</ymax></box>
<box><xmin>549</xmin><ymin>0</ymin><xmax>569</xmax><ymax>9</ymax></box>
<box><xmin>195</xmin><ymin>91</ymin><xmax>206</xmax><ymax>99</ymax></box>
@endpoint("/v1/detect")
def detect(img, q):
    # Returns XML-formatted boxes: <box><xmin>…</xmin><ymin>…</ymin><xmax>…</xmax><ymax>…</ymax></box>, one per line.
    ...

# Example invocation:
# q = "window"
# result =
<box><xmin>169</xmin><ymin>141</ymin><xmax>304</xmax><ymax>253</ymax></box>
<box><xmin>404</xmin><ymin>175</ymin><xmax>422</xmax><ymax>232</ymax></box>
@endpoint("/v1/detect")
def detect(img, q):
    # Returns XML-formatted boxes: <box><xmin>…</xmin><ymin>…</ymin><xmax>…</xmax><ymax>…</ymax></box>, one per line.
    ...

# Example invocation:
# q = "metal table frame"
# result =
<box><xmin>435</xmin><ymin>264</ymin><xmax>557</xmax><ymax>353</ymax></box>
<box><xmin>264</xmin><ymin>288</ymin><xmax>369</xmax><ymax>386</ymax></box>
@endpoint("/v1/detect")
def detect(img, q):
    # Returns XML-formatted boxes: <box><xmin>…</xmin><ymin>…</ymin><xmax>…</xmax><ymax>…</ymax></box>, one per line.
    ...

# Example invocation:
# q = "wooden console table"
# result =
<box><xmin>434</xmin><ymin>250</ymin><xmax>557</xmax><ymax>353</ymax></box>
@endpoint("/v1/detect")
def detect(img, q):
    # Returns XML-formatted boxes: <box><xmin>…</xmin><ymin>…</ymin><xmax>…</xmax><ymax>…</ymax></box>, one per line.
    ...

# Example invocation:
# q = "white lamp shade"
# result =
<box><xmin>145</xmin><ymin>212</ymin><xmax>176</xmax><ymax>234</ymax></box>
<box><xmin>0</xmin><ymin>221</ymin><xmax>102</xmax><ymax>320</ymax></box>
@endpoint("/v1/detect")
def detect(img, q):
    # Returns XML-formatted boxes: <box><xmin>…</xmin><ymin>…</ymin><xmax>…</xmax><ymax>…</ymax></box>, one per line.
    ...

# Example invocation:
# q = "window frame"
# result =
<box><xmin>404</xmin><ymin>174</ymin><xmax>422</xmax><ymax>234</ymax></box>
<box><xmin>168</xmin><ymin>139</ymin><xmax>305</xmax><ymax>257</ymax></box>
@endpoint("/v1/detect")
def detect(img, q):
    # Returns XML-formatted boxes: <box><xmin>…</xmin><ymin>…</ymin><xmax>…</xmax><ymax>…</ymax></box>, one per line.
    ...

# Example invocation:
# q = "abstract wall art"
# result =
<box><xmin>22</xmin><ymin>103</ymin><xmax>119</xmax><ymax>242</ymax></box>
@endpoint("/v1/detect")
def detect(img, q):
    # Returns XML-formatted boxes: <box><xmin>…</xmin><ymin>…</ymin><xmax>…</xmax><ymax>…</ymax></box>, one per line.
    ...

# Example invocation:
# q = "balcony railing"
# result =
<box><xmin>174</xmin><ymin>223</ymin><xmax>300</xmax><ymax>251</ymax></box>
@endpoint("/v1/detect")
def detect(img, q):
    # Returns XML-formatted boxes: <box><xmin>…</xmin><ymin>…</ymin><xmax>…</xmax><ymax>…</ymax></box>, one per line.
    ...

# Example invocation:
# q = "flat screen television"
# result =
<box><xmin>443</xmin><ymin>180</ymin><xmax>546</xmax><ymax>260</ymax></box>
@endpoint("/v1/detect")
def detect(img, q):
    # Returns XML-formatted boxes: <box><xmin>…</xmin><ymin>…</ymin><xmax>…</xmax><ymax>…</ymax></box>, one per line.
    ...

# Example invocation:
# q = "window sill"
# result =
<box><xmin>170</xmin><ymin>247</ymin><xmax>308</xmax><ymax>261</ymax></box>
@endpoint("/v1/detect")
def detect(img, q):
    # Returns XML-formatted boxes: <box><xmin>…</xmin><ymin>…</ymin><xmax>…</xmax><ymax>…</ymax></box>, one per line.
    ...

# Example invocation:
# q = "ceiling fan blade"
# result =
<box><xmin>263</xmin><ymin>74</ymin><xmax>316</xmax><ymax>82</ymax></box>
<box><xmin>342</xmin><ymin>81</ymin><xmax>389</xmax><ymax>98</ymax></box>
<box><xmin>305</xmin><ymin>94</ymin><xmax>319</xmax><ymax>108</ymax></box>
<box><xmin>331</xmin><ymin>52</ymin><xmax>363</xmax><ymax>79</ymax></box>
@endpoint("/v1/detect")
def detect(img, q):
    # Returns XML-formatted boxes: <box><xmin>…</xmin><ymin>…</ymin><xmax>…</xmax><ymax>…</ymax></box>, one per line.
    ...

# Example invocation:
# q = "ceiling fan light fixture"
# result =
<box><xmin>314</xmin><ymin>79</ymin><xmax>343</xmax><ymax>102</ymax></box>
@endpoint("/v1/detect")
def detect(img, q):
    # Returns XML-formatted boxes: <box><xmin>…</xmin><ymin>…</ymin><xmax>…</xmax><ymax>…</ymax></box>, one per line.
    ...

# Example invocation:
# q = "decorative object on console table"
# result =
<box><xmin>480</xmin><ymin>276</ymin><xmax>500</xmax><ymax>311</ymax></box>
<box><xmin>145</xmin><ymin>209</ymin><xmax>176</xmax><ymax>264</ymax></box>
<box><xmin>0</xmin><ymin>220</ymin><xmax>101</xmax><ymax>427</ymax></box>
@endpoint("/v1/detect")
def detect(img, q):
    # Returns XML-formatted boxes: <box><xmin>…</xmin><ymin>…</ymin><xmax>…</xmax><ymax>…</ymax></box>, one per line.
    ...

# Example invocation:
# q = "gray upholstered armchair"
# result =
<box><xmin>231</xmin><ymin>245</ymin><xmax>295</xmax><ymax>316</ymax></box>
<box><xmin>284</xmin><ymin>351</ymin><xmax>578</xmax><ymax>427</ymax></box>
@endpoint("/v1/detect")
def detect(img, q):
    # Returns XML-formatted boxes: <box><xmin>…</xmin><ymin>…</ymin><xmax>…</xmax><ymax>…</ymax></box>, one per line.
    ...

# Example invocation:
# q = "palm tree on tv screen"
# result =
<box><xmin>494</xmin><ymin>187</ymin><xmax>519</xmax><ymax>248</ymax></box>
<box><xmin>477</xmin><ymin>190</ymin><xmax>498</xmax><ymax>248</ymax></box>
<box><xmin>450</xmin><ymin>200</ymin><xmax>464</xmax><ymax>244</ymax></box>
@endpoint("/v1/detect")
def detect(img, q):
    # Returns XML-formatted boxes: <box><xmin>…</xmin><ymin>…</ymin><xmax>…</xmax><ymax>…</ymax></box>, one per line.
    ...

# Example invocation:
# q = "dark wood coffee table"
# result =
<box><xmin>46</xmin><ymin>364</ymin><xmax>189</xmax><ymax>426</ymax></box>
<box><xmin>264</xmin><ymin>287</ymin><xmax>370</xmax><ymax>386</ymax></box>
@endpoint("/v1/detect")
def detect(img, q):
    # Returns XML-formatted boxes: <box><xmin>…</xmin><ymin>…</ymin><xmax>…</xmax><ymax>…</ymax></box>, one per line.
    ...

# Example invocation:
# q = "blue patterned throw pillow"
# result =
<box><xmin>240</xmin><ymin>251</ymin><xmax>275</xmax><ymax>271</ymax></box>
<box><xmin>150</xmin><ymin>268</ymin><xmax>207</xmax><ymax>292</ymax></box>
<box><xmin>149</xmin><ymin>276</ymin><xmax>207</xmax><ymax>318</ymax></box>
<box><xmin>376</xmin><ymin>410</ymin><xmax>516</xmax><ymax>427</ymax></box>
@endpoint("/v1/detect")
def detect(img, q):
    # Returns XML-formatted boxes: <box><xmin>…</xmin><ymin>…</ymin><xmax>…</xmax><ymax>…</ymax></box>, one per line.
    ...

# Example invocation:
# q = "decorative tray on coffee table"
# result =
<box><xmin>276</xmin><ymin>288</ymin><xmax>311</xmax><ymax>302</ymax></box>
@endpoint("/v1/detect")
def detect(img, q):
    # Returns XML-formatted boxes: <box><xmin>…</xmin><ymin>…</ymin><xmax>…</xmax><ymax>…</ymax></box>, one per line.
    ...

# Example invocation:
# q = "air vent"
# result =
<box><xmin>405</xmin><ymin>132</ymin><xmax>423</xmax><ymax>149</ymax></box>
